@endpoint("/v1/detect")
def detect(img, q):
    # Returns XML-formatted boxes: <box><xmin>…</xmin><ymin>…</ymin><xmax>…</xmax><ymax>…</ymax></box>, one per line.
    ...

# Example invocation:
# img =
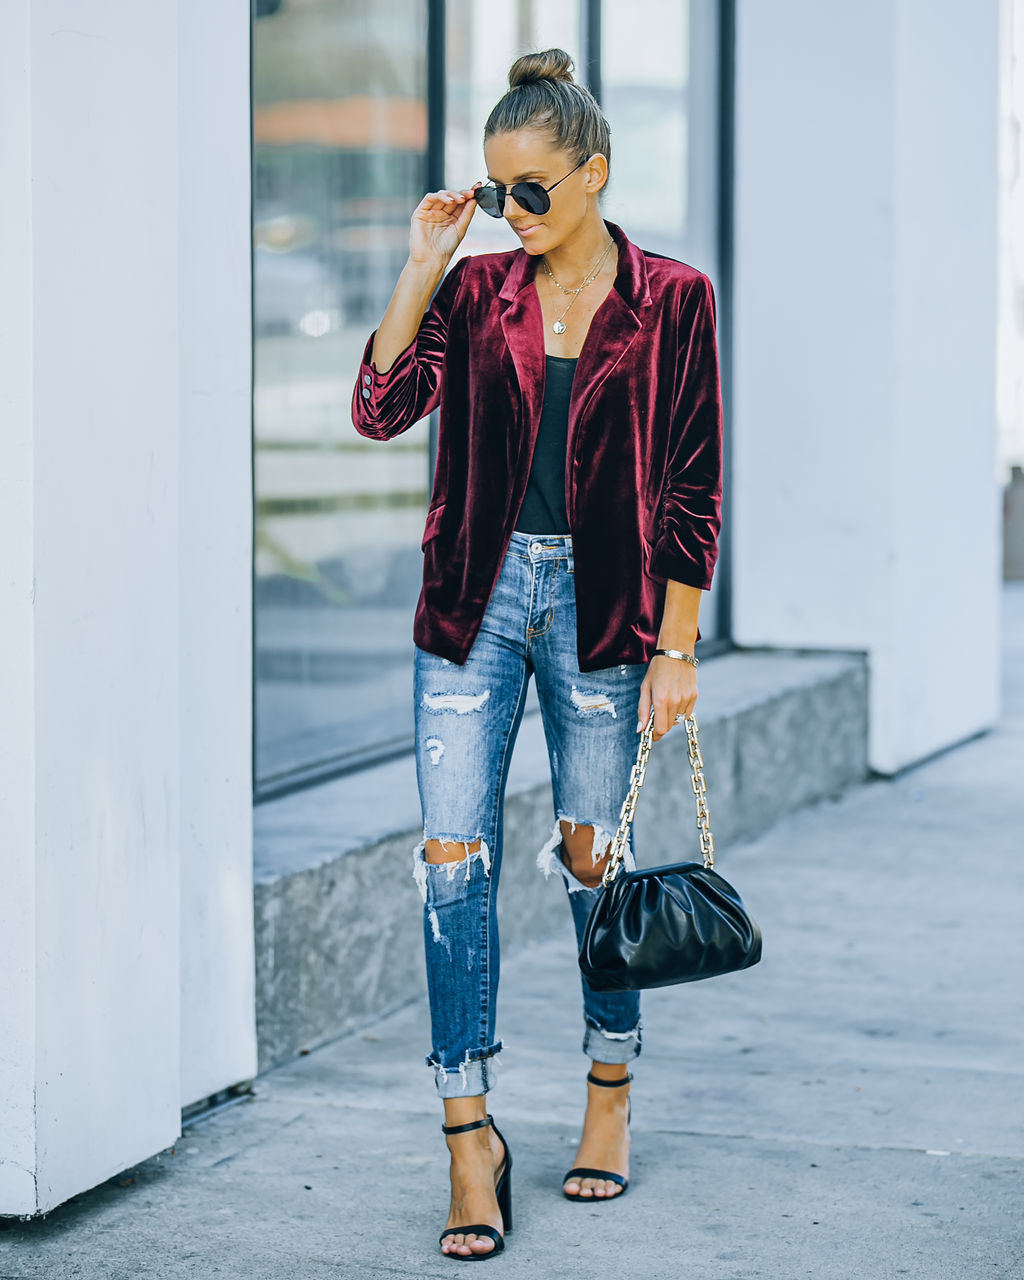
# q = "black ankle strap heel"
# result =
<box><xmin>562</xmin><ymin>1072</ymin><xmax>633</xmax><ymax>1202</ymax></box>
<box><xmin>439</xmin><ymin>1114</ymin><xmax>513</xmax><ymax>1261</ymax></box>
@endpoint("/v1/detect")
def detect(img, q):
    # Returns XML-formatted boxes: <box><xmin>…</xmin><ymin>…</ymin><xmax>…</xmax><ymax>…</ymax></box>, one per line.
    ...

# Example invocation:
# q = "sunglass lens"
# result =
<box><xmin>474</xmin><ymin>186</ymin><xmax>502</xmax><ymax>218</ymax></box>
<box><xmin>515</xmin><ymin>184</ymin><xmax>550</xmax><ymax>217</ymax></box>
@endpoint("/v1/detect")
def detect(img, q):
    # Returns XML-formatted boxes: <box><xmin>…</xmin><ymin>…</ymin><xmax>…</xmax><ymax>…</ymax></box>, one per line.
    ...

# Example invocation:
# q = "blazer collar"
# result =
<box><xmin>497</xmin><ymin>218</ymin><xmax>651</xmax><ymax>312</ymax></box>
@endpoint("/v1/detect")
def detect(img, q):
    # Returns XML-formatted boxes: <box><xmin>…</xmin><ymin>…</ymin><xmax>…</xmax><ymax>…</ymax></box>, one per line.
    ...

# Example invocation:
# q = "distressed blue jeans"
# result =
<box><xmin>412</xmin><ymin>530</ymin><xmax>646</xmax><ymax>1098</ymax></box>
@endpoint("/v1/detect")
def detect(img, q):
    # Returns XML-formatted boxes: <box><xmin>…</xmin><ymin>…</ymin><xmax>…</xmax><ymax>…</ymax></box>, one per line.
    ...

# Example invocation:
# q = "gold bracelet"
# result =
<box><xmin>653</xmin><ymin>647</ymin><xmax>698</xmax><ymax>668</ymax></box>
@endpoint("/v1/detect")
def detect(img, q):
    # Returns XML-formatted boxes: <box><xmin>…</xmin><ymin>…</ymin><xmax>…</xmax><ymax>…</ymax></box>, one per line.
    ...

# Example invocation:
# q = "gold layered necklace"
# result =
<box><xmin>539</xmin><ymin>236</ymin><xmax>617</xmax><ymax>334</ymax></box>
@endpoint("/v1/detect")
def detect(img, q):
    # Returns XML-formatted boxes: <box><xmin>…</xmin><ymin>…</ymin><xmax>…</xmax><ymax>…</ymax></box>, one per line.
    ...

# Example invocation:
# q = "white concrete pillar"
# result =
<box><xmin>0</xmin><ymin>0</ymin><xmax>39</xmax><ymax>1215</ymax></box>
<box><xmin>0</xmin><ymin>1</ymin><xmax>253</xmax><ymax>1216</ymax></box>
<box><xmin>732</xmin><ymin>0</ymin><xmax>1002</xmax><ymax>773</ymax></box>
<box><xmin>176</xmin><ymin>0</ymin><xmax>256</xmax><ymax>1113</ymax></box>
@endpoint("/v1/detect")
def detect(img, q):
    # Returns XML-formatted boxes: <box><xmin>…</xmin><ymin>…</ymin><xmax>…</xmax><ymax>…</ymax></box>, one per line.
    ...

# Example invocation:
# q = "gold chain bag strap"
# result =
<box><xmin>578</xmin><ymin>707</ymin><xmax>763</xmax><ymax>992</ymax></box>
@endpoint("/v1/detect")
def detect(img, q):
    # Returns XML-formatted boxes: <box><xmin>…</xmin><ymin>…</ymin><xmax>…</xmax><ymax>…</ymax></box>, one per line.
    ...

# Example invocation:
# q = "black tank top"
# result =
<box><xmin>514</xmin><ymin>354</ymin><xmax>577</xmax><ymax>534</ymax></box>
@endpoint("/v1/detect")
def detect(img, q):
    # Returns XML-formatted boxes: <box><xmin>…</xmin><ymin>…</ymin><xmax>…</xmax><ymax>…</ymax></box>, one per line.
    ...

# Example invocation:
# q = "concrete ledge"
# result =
<box><xmin>253</xmin><ymin>646</ymin><xmax>868</xmax><ymax>1074</ymax></box>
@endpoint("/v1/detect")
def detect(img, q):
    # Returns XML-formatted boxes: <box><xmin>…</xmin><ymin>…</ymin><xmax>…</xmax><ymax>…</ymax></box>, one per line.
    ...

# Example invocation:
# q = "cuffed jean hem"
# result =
<box><xmin>427</xmin><ymin>1045</ymin><xmax>502</xmax><ymax>1098</ymax></box>
<box><xmin>582</xmin><ymin>1018</ymin><xmax>643</xmax><ymax>1065</ymax></box>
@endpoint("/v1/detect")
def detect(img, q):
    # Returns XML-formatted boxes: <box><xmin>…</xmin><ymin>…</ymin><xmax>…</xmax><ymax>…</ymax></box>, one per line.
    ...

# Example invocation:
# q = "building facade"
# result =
<box><xmin>0</xmin><ymin>0</ymin><xmax>1004</xmax><ymax>1216</ymax></box>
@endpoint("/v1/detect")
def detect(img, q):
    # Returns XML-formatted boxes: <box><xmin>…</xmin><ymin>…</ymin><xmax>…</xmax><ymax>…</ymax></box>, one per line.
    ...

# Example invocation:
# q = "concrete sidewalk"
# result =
<box><xmin>3</xmin><ymin>587</ymin><xmax>1022</xmax><ymax>1279</ymax></box>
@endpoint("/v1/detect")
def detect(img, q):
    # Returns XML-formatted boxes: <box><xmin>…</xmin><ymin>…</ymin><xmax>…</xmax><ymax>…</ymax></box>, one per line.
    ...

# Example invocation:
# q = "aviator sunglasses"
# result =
<box><xmin>473</xmin><ymin>154</ymin><xmax>594</xmax><ymax>219</ymax></box>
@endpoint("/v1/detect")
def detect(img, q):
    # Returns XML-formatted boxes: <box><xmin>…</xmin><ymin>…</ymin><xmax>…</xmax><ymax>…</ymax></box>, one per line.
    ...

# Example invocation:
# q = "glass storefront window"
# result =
<box><xmin>253</xmin><ymin>0</ymin><xmax>725</xmax><ymax>798</ymax></box>
<box><xmin>601</xmin><ymin>0</ymin><xmax>725</xmax><ymax>641</ymax></box>
<box><xmin>601</xmin><ymin>1</ymin><xmax>690</xmax><ymax>247</ymax></box>
<box><xmin>253</xmin><ymin>0</ymin><xmax>431</xmax><ymax>795</ymax></box>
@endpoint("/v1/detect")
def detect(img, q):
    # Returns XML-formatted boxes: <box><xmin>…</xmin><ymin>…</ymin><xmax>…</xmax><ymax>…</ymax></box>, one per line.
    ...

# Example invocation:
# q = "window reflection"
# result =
<box><xmin>253</xmin><ymin>0</ymin><xmax>430</xmax><ymax>793</ymax></box>
<box><xmin>601</xmin><ymin>1</ymin><xmax>690</xmax><ymax>248</ymax></box>
<box><xmin>602</xmin><ymin>0</ymin><xmax>723</xmax><ymax>642</ymax></box>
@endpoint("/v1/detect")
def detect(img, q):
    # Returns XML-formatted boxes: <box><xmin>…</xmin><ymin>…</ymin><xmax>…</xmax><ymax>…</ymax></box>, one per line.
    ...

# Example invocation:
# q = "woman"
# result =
<box><xmin>351</xmin><ymin>47</ymin><xmax>723</xmax><ymax>1261</ymax></box>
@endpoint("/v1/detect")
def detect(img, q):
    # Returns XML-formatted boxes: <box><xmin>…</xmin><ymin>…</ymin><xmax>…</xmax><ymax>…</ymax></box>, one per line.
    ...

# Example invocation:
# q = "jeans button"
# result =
<box><xmin>530</xmin><ymin>541</ymin><xmax>543</xmax><ymax>553</ymax></box>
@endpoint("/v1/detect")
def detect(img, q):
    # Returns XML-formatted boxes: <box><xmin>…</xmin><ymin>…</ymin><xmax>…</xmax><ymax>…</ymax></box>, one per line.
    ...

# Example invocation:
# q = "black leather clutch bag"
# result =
<box><xmin>578</xmin><ymin>708</ymin><xmax>762</xmax><ymax>993</ymax></box>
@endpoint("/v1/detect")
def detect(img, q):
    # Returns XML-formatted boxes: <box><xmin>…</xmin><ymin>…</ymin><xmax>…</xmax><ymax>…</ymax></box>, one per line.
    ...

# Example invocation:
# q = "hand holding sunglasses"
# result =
<box><xmin>473</xmin><ymin>154</ymin><xmax>593</xmax><ymax>219</ymax></box>
<box><xmin>410</xmin><ymin>182</ymin><xmax>484</xmax><ymax>266</ymax></box>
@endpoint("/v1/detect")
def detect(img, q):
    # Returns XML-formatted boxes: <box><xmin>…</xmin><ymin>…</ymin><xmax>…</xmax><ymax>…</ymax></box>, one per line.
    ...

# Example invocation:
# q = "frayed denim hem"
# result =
<box><xmin>582</xmin><ymin>1018</ymin><xmax>643</xmax><ymax>1065</ymax></box>
<box><xmin>427</xmin><ymin>1044</ymin><xmax>502</xmax><ymax>1098</ymax></box>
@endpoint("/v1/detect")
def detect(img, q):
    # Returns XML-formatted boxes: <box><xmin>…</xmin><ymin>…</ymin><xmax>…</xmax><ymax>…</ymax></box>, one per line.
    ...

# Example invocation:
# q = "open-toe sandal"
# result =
<box><xmin>562</xmin><ymin>1071</ymin><xmax>632</xmax><ymax>1202</ymax></box>
<box><xmin>439</xmin><ymin>1114</ymin><xmax>513</xmax><ymax>1261</ymax></box>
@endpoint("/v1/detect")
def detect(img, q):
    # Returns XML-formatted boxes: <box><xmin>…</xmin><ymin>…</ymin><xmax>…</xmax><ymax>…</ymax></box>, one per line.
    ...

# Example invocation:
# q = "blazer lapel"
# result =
<box><xmin>570</xmin><ymin>221</ymin><xmax>652</xmax><ymax>432</ymax></box>
<box><xmin>498</xmin><ymin>253</ymin><xmax>546</xmax><ymax>459</ymax></box>
<box><xmin>497</xmin><ymin>219</ymin><xmax>652</xmax><ymax>450</ymax></box>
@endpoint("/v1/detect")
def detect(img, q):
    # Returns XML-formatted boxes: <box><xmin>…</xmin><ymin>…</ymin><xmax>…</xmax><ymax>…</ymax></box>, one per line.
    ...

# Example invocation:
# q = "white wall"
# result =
<box><xmin>732</xmin><ymin>0</ymin><xmax>1001</xmax><ymax>773</ymax></box>
<box><xmin>0</xmin><ymin>0</ymin><xmax>40</xmax><ymax>1218</ymax></box>
<box><xmin>177</xmin><ymin>0</ymin><xmax>256</xmax><ymax>1111</ymax></box>
<box><xmin>0</xmin><ymin>1</ymin><xmax>253</xmax><ymax>1216</ymax></box>
<box><xmin>997</xmin><ymin>0</ymin><xmax>1024</xmax><ymax>478</ymax></box>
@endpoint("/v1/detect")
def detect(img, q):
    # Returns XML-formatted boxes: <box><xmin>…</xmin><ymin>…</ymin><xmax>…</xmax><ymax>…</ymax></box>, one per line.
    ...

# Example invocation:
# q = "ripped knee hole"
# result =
<box><xmin>559</xmin><ymin>820</ymin><xmax>613</xmax><ymax>884</ymax></box>
<box><xmin>424</xmin><ymin>836</ymin><xmax>483</xmax><ymax>864</ymax></box>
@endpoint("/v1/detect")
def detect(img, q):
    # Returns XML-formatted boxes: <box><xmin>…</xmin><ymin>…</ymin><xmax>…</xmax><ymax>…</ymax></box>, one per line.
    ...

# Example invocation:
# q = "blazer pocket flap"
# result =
<box><xmin>420</xmin><ymin>502</ymin><xmax>446</xmax><ymax>549</ymax></box>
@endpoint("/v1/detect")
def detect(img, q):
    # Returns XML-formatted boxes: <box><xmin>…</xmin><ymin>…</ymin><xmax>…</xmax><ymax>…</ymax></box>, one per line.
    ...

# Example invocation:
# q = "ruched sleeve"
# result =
<box><xmin>350</xmin><ymin>254</ymin><xmax>470</xmax><ymax>441</ymax></box>
<box><xmin>648</xmin><ymin>273</ymin><xmax>724</xmax><ymax>590</ymax></box>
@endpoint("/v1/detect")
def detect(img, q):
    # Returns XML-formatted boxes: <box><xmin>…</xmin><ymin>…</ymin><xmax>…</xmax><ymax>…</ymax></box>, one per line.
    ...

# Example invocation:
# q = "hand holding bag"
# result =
<box><xmin>578</xmin><ymin>707</ymin><xmax>763</xmax><ymax>992</ymax></box>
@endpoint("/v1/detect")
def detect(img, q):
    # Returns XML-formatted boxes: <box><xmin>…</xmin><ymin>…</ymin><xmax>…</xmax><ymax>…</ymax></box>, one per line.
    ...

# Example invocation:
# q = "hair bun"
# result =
<box><xmin>508</xmin><ymin>48</ymin><xmax>575</xmax><ymax>90</ymax></box>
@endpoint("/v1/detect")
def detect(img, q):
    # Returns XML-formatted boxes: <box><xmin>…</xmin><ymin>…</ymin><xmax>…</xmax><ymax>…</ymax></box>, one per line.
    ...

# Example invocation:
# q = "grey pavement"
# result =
<box><xmin>3</xmin><ymin>587</ymin><xmax>1023</xmax><ymax>1279</ymax></box>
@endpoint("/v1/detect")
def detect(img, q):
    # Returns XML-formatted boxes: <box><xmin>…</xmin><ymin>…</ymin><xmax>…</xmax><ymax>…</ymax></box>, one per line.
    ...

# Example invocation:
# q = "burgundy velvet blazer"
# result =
<box><xmin>350</xmin><ymin>218</ymin><xmax>723</xmax><ymax>672</ymax></box>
